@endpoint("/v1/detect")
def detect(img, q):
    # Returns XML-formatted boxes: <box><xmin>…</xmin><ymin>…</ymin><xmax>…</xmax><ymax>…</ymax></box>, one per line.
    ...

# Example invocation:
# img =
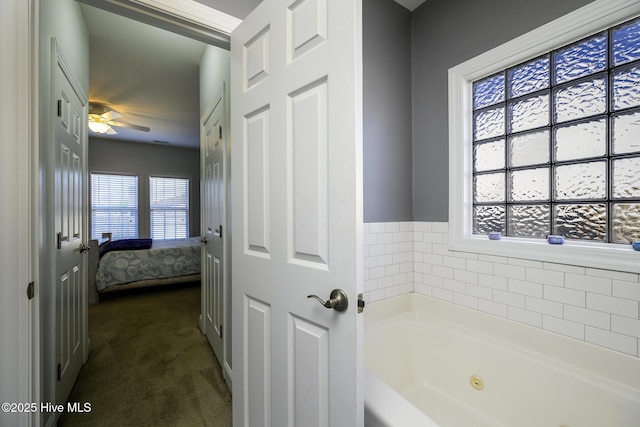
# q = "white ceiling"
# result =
<box><xmin>82</xmin><ymin>0</ymin><xmax>426</xmax><ymax>149</ymax></box>
<box><xmin>81</xmin><ymin>4</ymin><xmax>208</xmax><ymax>149</ymax></box>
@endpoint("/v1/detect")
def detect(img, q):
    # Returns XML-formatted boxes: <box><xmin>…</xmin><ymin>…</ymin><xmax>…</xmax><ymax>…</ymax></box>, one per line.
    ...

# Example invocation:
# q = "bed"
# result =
<box><xmin>88</xmin><ymin>234</ymin><xmax>201</xmax><ymax>303</ymax></box>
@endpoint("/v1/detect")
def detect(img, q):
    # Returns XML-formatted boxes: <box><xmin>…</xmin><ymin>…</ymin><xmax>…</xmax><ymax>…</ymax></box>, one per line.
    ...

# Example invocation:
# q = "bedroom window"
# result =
<box><xmin>472</xmin><ymin>15</ymin><xmax>640</xmax><ymax>244</ymax></box>
<box><xmin>150</xmin><ymin>176</ymin><xmax>189</xmax><ymax>239</ymax></box>
<box><xmin>91</xmin><ymin>173</ymin><xmax>138</xmax><ymax>239</ymax></box>
<box><xmin>449</xmin><ymin>0</ymin><xmax>640</xmax><ymax>274</ymax></box>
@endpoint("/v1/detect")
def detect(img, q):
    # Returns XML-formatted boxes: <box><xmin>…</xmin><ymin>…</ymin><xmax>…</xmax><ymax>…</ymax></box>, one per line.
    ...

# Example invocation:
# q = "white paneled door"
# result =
<box><xmin>231</xmin><ymin>0</ymin><xmax>364</xmax><ymax>426</ymax></box>
<box><xmin>53</xmin><ymin>40</ymin><xmax>88</xmax><ymax>408</ymax></box>
<box><xmin>202</xmin><ymin>91</ymin><xmax>225</xmax><ymax>368</ymax></box>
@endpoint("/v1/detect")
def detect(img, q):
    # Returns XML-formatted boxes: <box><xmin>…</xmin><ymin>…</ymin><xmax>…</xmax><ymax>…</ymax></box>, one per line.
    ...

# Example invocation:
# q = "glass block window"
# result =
<box><xmin>472</xmin><ymin>16</ymin><xmax>640</xmax><ymax>244</ymax></box>
<box><xmin>150</xmin><ymin>176</ymin><xmax>189</xmax><ymax>240</ymax></box>
<box><xmin>91</xmin><ymin>173</ymin><xmax>138</xmax><ymax>240</ymax></box>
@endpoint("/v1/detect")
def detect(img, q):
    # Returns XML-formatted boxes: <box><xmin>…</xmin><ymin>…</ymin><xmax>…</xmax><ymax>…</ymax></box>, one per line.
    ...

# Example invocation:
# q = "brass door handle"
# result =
<box><xmin>307</xmin><ymin>289</ymin><xmax>349</xmax><ymax>312</ymax></box>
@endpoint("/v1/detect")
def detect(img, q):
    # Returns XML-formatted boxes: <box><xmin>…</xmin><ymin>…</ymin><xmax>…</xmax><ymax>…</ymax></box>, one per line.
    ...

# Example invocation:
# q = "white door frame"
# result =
<box><xmin>4</xmin><ymin>0</ymin><xmax>40</xmax><ymax>426</ymax></box>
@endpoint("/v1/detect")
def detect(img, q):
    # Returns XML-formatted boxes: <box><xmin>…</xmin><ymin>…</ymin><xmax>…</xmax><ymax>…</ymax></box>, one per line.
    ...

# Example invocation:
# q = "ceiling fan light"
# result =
<box><xmin>88</xmin><ymin>120</ymin><xmax>111</xmax><ymax>134</ymax></box>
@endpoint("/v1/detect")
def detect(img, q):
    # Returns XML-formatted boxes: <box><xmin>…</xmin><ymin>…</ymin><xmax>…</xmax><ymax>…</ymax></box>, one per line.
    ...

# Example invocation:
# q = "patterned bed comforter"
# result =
<box><xmin>96</xmin><ymin>237</ymin><xmax>201</xmax><ymax>291</ymax></box>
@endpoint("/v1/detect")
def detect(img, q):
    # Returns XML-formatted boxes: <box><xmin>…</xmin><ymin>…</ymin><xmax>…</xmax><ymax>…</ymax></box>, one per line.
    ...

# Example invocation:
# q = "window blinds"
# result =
<box><xmin>150</xmin><ymin>176</ymin><xmax>189</xmax><ymax>239</ymax></box>
<box><xmin>91</xmin><ymin>173</ymin><xmax>138</xmax><ymax>239</ymax></box>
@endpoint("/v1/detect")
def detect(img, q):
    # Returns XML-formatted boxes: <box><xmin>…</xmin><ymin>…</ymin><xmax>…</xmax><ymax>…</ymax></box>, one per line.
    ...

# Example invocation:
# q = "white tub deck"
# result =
<box><xmin>364</xmin><ymin>293</ymin><xmax>640</xmax><ymax>427</ymax></box>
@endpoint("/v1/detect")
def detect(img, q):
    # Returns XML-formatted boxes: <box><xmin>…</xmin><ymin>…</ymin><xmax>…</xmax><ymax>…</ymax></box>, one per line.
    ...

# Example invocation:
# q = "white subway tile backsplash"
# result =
<box><xmin>525</xmin><ymin>267</ymin><xmax>564</xmax><ymax>287</ymax></box>
<box><xmin>565</xmin><ymin>273</ymin><xmax>611</xmax><ymax>296</ymax></box>
<box><xmin>466</xmin><ymin>259</ymin><xmax>494</xmax><ymax>275</ymax></box>
<box><xmin>443</xmin><ymin>256</ymin><xmax>466</xmax><ymax>270</ymax></box>
<box><xmin>432</xmin><ymin>243</ymin><xmax>451</xmax><ymax>256</ymax></box>
<box><xmin>453</xmin><ymin>251</ymin><xmax>479</xmax><ymax>260</ymax></box>
<box><xmin>508</xmin><ymin>306</ymin><xmax>542</xmax><ymax>328</ymax></box>
<box><xmin>509</xmin><ymin>258</ymin><xmax>544</xmax><ymax>269</ymax></box>
<box><xmin>542</xmin><ymin>262</ymin><xmax>586</xmax><ymax>275</ymax></box>
<box><xmin>414</xmin><ymin>283</ymin><xmax>432</xmax><ymax>296</ymax></box>
<box><xmin>414</xmin><ymin>241</ymin><xmax>433</xmax><ymax>254</ymax></box>
<box><xmin>543</xmin><ymin>315</ymin><xmax>585</xmax><ymax>340</ymax></box>
<box><xmin>611</xmin><ymin>315</ymin><xmax>640</xmax><ymax>339</ymax></box>
<box><xmin>508</xmin><ymin>279</ymin><xmax>543</xmax><ymax>298</ymax></box>
<box><xmin>586</xmin><ymin>326</ymin><xmax>638</xmax><ymax>356</ymax></box>
<box><xmin>525</xmin><ymin>296</ymin><xmax>563</xmax><ymax>317</ymax></box>
<box><xmin>453</xmin><ymin>269</ymin><xmax>478</xmax><ymax>285</ymax></box>
<box><xmin>369</xmin><ymin>223</ymin><xmax>386</xmax><ymax>233</ymax></box>
<box><xmin>478</xmin><ymin>254</ymin><xmax>508</xmax><ymax>264</ymax></box>
<box><xmin>585</xmin><ymin>268</ymin><xmax>639</xmax><ymax>282</ymax></box>
<box><xmin>384</xmin><ymin>222</ymin><xmax>400</xmax><ymax>233</ymax></box>
<box><xmin>432</xmin><ymin>287</ymin><xmax>454</xmax><ymax>302</ymax></box>
<box><xmin>613</xmin><ymin>280</ymin><xmax>640</xmax><ymax>301</ymax></box>
<box><xmin>563</xmin><ymin>305</ymin><xmax>610</xmax><ymax>330</ymax></box>
<box><xmin>364</xmin><ymin>221</ymin><xmax>640</xmax><ymax>359</ymax></box>
<box><xmin>413</xmin><ymin>222</ymin><xmax>431</xmax><ymax>232</ymax></box>
<box><xmin>423</xmin><ymin>232</ymin><xmax>444</xmax><ymax>244</ymax></box>
<box><xmin>369</xmin><ymin>244</ymin><xmax>386</xmax><ymax>257</ymax></box>
<box><xmin>443</xmin><ymin>278</ymin><xmax>466</xmax><ymax>294</ymax></box>
<box><xmin>494</xmin><ymin>263</ymin><xmax>526</xmax><ymax>280</ymax></box>
<box><xmin>587</xmin><ymin>294</ymin><xmax>639</xmax><ymax>319</ymax></box>
<box><xmin>544</xmin><ymin>285</ymin><xmax>586</xmax><ymax>307</ymax></box>
<box><xmin>369</xmin><ymin>266</ymin><xmax>386</xmax><ymax>280</ymax></box>
<box><xmin>377</xmin><ymin>233</ymin><xmax>393</xmax><ymax>244</ymax></box>
<box><xmin>478</xmin><ymin>273</ymin><xmax>508</xmax><ymax>291</ymax></box>
<box><xmin>454</xmin><ymin>293</ymin><xmax>478</xmax><ymax>310</ymax></box>
<box><xmin>431</xmin><ymin>222</ymin><xmax>449</xmax><ymax>233</ymax></box>
<box><xmin>432</xmin><ymin>265</ymin><xmax>454</xmax><ymax>279</ymax></box>
<box><xmin>479</xmin><ymin>299</ymin><xmax>507</xmax><ymax>318</ymax></box>
<box><xmin>494</xmin><ymin>289</ymin><xmax>525</xmax><ymax>308</ymax></box>
<box><xmin>422</xmin><ymin>274</ymin><xmax>443</xmax><ymax>288</ymax></box>
<box><xmin>466</xmin><ymin>283</ymin><xmax>493</xmax><ymax>301</ymax></box>
<box><xmin>423</xmin><ymin>253</ymin><xmax>443</xmax><ymax>266</ymax></box>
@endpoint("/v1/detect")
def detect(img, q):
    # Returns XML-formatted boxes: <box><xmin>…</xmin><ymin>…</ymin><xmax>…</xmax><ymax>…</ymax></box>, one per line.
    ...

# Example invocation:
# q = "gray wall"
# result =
<box><xmin>89</xmin><ymin>138</ymin><xmax>201</xmax><ymax>237</ymax></box>
<box><xmin>363</xmin><ymin>0</ymin><xmax>413</xmax><ymax>222</ymax></box>
<box><xmin>411</xmin><ymin>0</ymin><xmax>594</xmax><ymax>221</ymax></box>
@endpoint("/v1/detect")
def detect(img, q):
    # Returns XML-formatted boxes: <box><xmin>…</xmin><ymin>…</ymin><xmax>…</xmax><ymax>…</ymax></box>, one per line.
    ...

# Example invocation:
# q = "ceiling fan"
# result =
<box><xmin>88</xmin><ymin>102</ymin><xmax>150</xmax><ymax>135</ymax></box>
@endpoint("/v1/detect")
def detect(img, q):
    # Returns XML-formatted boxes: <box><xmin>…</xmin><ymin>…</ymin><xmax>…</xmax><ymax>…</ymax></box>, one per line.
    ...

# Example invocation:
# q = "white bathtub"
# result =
<box><xmin>364</xmin><ymin>293</ymin><xmax>640</xmax><ymax>427</ymax></box>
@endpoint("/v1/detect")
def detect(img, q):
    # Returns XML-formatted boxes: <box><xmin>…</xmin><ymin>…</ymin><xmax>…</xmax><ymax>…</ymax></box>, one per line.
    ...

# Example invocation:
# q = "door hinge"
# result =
<box><xmin>57</xmin><ymin>232</ymin><xmax>62</xmax><ymax>250</ymax></box>
<box><xmin>57</xmin><ymin>100</ymin><xmax>62</xmax><ymax>117</ymax></box>
<box><xmin>357</xmin><ymin>293</ymin><xmax>365</xmax><ymax>314</ymax></box>
<box><xmin>219</xmin><ymin>225</ymin><xmax>223</xmax><ymax>239</ymax></box>
<box><xmin>220</xmin><ymin>324</ymin><xmax>223</xmax><ymax>339</ymax></box>
<box><xmin>57</xmin><ymin>363</ymin><xmax>61</xmax><ymax>381</ymax></box>
<box><xmin>219</xmin><ymin>125</ymin><xmax>222</xmax><ymax>140</ymax></box>
<box><xmin>27</xmin><ymin>282</ymin><xmax>35</xmax><ymax>300</ymax></box>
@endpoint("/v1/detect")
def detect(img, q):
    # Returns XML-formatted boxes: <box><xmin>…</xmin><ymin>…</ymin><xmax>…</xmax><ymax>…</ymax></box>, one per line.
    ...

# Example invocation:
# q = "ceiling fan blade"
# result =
<box><xmin>102</xmin><ymin>110</ymin><xmax>122</xmax><ymax>121</ymax></box>
<box><xmin>107</xmin><ymin>120</ymin><xmax>150</xmax><ymax>132</ymax></box>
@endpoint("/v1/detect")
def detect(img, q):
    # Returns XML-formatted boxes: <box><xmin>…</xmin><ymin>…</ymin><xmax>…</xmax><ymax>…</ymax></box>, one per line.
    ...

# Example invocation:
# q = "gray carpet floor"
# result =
<box><xmin>58</xmin><ymin>283</ymin><xmax>232</xmax><ymax>427</ymax></box>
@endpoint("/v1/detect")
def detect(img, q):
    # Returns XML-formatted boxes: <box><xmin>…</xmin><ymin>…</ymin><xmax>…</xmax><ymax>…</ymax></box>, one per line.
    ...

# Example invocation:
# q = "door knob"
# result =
<box><xmin>79</xmin><ymin>243</ymin><xmax>90</xmax><ymax>253</ymax></box>
<box><xmin>307</xmin><ymin>289</ymin><xmax>349</xmax><ymax>312</ymax></box>
<box><xmin>200</xmin><ymin>236</ymin><xmax>208</xmax><ymax>244</ymax></box>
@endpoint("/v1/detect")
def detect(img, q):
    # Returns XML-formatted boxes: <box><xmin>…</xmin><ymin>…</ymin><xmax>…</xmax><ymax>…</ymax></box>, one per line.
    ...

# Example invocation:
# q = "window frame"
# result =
<box><xmin>448</xmin><ymin>0</ymin><xmax>640</xmax><ymax>274</ymax></box>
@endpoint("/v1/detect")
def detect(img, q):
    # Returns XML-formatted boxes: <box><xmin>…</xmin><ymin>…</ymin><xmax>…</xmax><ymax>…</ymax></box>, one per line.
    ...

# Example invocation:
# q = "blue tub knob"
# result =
<box><xmin>547</xmin><ymin>235</ymin><xmax>564</xmax><ymax>244</ymax></box>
